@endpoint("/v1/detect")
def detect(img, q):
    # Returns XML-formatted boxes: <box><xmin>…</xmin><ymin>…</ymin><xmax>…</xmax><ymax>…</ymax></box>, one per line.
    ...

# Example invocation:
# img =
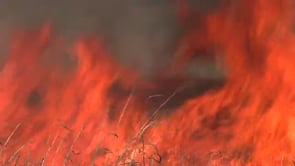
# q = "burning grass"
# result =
<box><xmin>1</xmin><ymin>0</ymin><xmax>295</xmax><ymax>165</ymax></box>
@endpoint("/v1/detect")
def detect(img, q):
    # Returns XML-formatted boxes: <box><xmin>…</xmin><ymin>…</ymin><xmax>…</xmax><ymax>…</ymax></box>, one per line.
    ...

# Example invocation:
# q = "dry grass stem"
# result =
<box><xmin>118</xmin><ymin>87</ymin><xmax>135</xmax><ymax>127</ymax></box>
<box><xmin>64</xmin><ymin>125</ymin><xmax>85</xmax><ymax>166</ymax></box>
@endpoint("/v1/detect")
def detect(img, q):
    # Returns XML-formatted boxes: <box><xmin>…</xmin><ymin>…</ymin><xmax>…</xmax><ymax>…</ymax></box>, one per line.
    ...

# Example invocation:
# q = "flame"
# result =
<box><xmin>0</xmin><ymin>0</ymin><xmax>295</xmax><ymax>165</ymax></box>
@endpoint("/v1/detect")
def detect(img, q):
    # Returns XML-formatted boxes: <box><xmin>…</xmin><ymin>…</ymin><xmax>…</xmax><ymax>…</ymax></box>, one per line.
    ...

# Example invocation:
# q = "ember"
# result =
<box><xmin>0</xmin><ymin>0</ymin><xmax>295</xmax><ymax>165</ymax></box>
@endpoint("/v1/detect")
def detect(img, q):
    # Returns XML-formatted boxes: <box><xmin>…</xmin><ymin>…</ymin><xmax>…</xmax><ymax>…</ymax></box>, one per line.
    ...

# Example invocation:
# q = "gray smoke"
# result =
<box><xmin>0</xmin><ymin>0</ymin><xmax>221</xmax><ymax>78</ymax></box>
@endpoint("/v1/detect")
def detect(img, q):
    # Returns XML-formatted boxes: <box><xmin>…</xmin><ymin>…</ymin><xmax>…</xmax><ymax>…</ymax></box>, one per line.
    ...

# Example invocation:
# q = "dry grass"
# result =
<box><xmin>1</xmin><ymin>87</ymin><xmax>294</xmax><ymax>165</ymax></box>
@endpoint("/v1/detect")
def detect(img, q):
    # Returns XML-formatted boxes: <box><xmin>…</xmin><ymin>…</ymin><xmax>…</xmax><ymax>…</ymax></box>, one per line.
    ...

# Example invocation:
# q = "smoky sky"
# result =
<box><xmin>0</xmin><ymin>0</ymin><xmax>221</xmax><ymax>78</ymax></box>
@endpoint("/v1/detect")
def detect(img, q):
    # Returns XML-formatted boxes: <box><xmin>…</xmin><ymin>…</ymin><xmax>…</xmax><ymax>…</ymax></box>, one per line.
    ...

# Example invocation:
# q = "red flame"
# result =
<box><xmin>0</xmin><ymin>0</ymin><xmax>295</xmax><ymax>165</ymax></box>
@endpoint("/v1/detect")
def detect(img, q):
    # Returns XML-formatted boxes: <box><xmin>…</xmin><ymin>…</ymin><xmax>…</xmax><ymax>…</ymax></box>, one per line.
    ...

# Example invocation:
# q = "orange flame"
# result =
<box><xmin>0</xmin><ymin>0</ymin><xmax>295</xmax><ymax>165</ymax></box>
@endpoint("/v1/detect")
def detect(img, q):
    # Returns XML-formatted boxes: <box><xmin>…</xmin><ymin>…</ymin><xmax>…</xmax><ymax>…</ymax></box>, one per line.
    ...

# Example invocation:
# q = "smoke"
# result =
<box><xmin>0</xmin><ymin>0</ymin><xmax>221</xmax><ymax>78</ymax></box>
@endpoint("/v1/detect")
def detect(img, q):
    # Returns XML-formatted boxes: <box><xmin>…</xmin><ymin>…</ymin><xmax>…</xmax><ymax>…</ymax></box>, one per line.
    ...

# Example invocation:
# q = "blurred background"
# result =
<box><xmin>0</xmin><ymin>0</ymin><xmax>222</xmax><ymax>78</ymax></box>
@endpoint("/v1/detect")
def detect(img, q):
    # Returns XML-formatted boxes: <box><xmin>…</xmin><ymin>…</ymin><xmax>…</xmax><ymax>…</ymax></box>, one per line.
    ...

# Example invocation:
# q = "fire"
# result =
<box><xmin>0</xmin><ymin>0</ymin><xmax>295</xmax><ymax>165</ymax></box>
